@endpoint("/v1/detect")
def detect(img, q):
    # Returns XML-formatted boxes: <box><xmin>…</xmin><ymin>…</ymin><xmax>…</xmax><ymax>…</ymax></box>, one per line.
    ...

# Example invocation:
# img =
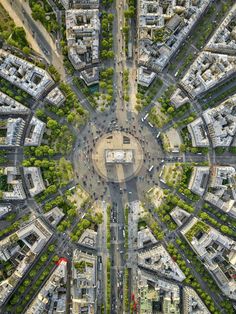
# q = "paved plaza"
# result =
<box><xmin>92</xmin><ymin>131</ymin><xmax>144</xmax><ymax>182</ymax></box>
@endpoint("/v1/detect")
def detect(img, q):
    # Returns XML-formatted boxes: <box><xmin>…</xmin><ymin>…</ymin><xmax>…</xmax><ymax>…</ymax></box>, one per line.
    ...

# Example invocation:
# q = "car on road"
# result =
<box><xmin>43</xmin><ymin>48</ymin><xmax>49</xmax><ymax>55</ymax></box>
<box><xmin>148</xmin><ymin>165</ymin><xmax>154</xmax><ymax>172</ymax></box>
<box><xmin>174</xmin><ymin>70</ymin><xmax>179</xmax><ymax>77</ymax></box>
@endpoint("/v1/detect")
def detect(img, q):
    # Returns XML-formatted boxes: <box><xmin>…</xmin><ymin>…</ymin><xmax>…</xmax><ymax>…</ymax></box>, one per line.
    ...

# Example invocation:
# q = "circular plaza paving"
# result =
<box><xmin>92</xmin><ymin>131</ymin><xmax>144</xmax><ymax>183</ymax></box>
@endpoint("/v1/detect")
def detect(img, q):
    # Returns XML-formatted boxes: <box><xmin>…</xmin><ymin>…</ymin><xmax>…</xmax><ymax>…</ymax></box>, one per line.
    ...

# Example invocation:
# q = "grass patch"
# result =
<box><xmin>124</xmin><ymin>268</ymin><xmax>129</xmax><ymax>311</ymax></box>
<box><xmin>148</xmin><ymin>105</ymin><xmax>169</xmax><ymax>128</ymax></box>
<box><xmin>161</xmin><ymin>164</ymin><xmax>183</xmax><ymax>187</ymax></box>
<box><xmin>107</xmin><ymin>205</ymin><xmax>111</xmax><ymax>249</ymax></box>
<box><xmin>137</xmin><ymin>220</ymin><xmax>147</xmax><ymax>231</ymax></box>
<box><xmin>29</xmin><ymin>0</ymin><xmax>59</xmax><ymax>34</ymax></box>
<box><xmin>57</xmin><ymin>157</ymin><xmax>73</xmax><ymax>184</ymax></box>
<box><xmin>0</xmin><ymin>4</ymin><xmax>29</xmax><ymax>51</ymax></box>
<box><xmin>106</xmin><ymin>259</ymin><xmax>111</xmax><ymax>314</ymax></box>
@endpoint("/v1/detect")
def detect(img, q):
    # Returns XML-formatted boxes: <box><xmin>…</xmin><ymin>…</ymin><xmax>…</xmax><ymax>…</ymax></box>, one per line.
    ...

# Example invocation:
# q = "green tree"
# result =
<box><xmin>46</xmin><ymin>185</ymin><xmax>57</xmax><ymax>195</ymax></box>
<box><xmin>101</xmin><ymin>39</ymin><xmax>109</xmax><ymax>48</ymax></box>
<box><xmin>221</xmin><ymin>225</ymin><xmax>230</xmax><ymax>234</ymax></box>
<box><xmin>5</xmin><ymin>213</ymin><xmax>16</xmax><ymax>222</ymax></box>
<box><xmin>36</xmin><ymin>109</ymin><xmax>45</xmax><ymax>118</ymax></box>
<box><xmin>199</xmin><ymin>212</ymin><xmax>209</xmax><ymax>220</ymax></box>
<box><xmin>67</xmin><ymin>112</ymin><xmax>75</xmax><ymax>123</ymax></box>
<box><xmin>48</xmin><ymin>244</ymin><xmax>55</xmax><ymax>252</ymax></box>
<box><xmin>167</xmin><ymin>107</ymin><xmax>175</xmax><ymax>114</ymax></box>
<box><xmin>11</xmin><ymin>27</ymin><xmax>28</xmax><ymax>48</ymax></box>
<box><xmin>18</xmin><ymin>286</ymin><xmax>26</xmax><ymax>294</ymax></box>
<box><xmin>68</xmin><ymin>208</ymin><xmax>77</xmax><ymax>217</ymax></box>
<box><xmin>71</xmin><ymin>234</ymin><xmax>79</xmax><ymax>242</ymax></box>
<box><xmin>40</xmin><ymin>254</ymin><xmax>48</xmax><ymax>263</ymax></box>
<box><xmin>22</xmin><ymin>46</ymin><xmax>31</xmax><ymax>54</ymax></box>
<box><xmin>47</xmin><ymin>118</ymin><xmax>58</xmax><ymax>129</ymax></box>
<box><xmin>57</xmin><ymin>224</ymin><xmax>65</xmax><ymax>232</ymax></box>
<box><xmin>23</xmin><ymin>279</ymin><xmax>31</xmax><ymax>287</ymax></box>
<box><xmin>52</xmin><ymin>255</ymin><xmax>59</xmax><ymax>262</ymax></box>
<box><xmin>107</xmin><ymin>13</ymin><xmax>114</xmax><ymax>22</ymax></box>
<box><xmin>32</xmin><ymin>4</ymin><xmax>45</xmax><ymax>22</ymax></box>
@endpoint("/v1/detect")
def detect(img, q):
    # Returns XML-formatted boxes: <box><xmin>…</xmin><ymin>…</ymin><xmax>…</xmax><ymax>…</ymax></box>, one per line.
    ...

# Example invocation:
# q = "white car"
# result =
<box><xmin>148</xmin><ymin>165</ymin><xmax>154</xmax><ymax>172</ymax></box>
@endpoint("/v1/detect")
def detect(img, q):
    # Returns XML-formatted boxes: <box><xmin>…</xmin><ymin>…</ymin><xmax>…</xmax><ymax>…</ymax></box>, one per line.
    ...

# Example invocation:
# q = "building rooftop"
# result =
<box><xmin>138</xmin><ymin>0</ymin><xmax>211</xmax><ymax>71</ymax></box>
<box><xmin>181</xmin><ymin>217</ymin><xmax>236</xmax><ymax>300</ymax></box>
<box><xmin>137</xmin><ymin>66</ymin><xmax>156</xmax><ymax>87</ymax></box>
<box><xmin>0</xmin><ymin>218</ymin><xmax>52</xmax><ymax>306</ymax></box>
<box><xmin>170</xmin><ymin>206</ymin><xmax>191</xmax><ymax>227</ymax></box>
<box><xmin>78</xmin><ymin>229</ymin><xmax>97</xmax><ymax>248</ymax></box>
<box><xmin>202</xmin><ymin>96</ymin><xmax>236</xmax><ymax>147</ymax></box>
<box><xmin>183</xmin><ymin>286</ymin><xmax>210</xmax><ymax>314</ymax></box>
<box><xmin>26</xmin><ymin>259</ymin><xmax>67</xmax><ymax>314</ymax></box>
<box><xmin>0</xmin><ymin>91</ymin><xmax>30</xmax><ymax>115</ymax></box>
<box><xmin>45</xmin><ymin>87</ymin><xmax>65</xmax><ymax>107</ymax></box>
<box><xmin>137</xmin><ymin>227</ymin><xmax>157</xmax><ymax>249</ymax></box>
<box><xmin>60</xmin><ymin>0</ymin><xmax>69</xmax><ymax>10</ymax></box>
<box><xmin>204</xmin><ymin>166</ymin><xmax>236</xmax><ymax>217</ymax></box>
<box><xmin>170</xmin><ymin>88</ymin><xmax>190</xmax><ymax>109</ymax></box>
<box><xmin>24</xmin><ymin>116</ymin><xmax>45</xmax><ymax>146</ymax></box>
<box><xmin>0</xmin><ymin>204</ymin><xmax>12</xmax><ymax>219</ymax></box>
<box><xmin>138</xmin><ymin>244</ymin><xmax>186</xmax><ymax>282</ymax></box>
<box><xmin>180</xmin><ymin>52</ymin><xmax>236</xmax><ymax>98</ymax></box>
<box><xmin>71</xmin><ymin>250</ymin><xmax>97</xmax><ymax>314</ymax></box>
<box><xmin>16</xmin><ymin>218</ymin><xmax>53</xmax><ymax>254</ymax></box>
<box><xmin>188</xmin><ymin>166</ymin><xmax>210</xmax><ymax>196</ymax></box>
<box><xmin>66</xmin><ymin>9</ymin><xmax>100</xmax><ymax>70</ymax></box>
<box><xmin>80</xmin><ymin>67</ymin><xmax>99</xmax><ymax>86</ymax></box>
<box><xmin>23</xmin><ymin>167</ymin><xmax>45</xmax><ymax>197</ymax></box>
<box><xmin>43</xmin><ymin>206</ymin><xmax>65</xmax><ymax>227</ymax></box>
<box><xmin>0</xmin><ymin>50</ymin><xmax>54</xmax><ymax>99</ymax></box>
<box><xmin>72</xmin><ymin>0</ymin><xmax>99</xmax><ymax>9</ymax></box>
<box><xmin>105</xmin><ymin>149</ymin><xmax>133</xmax><ymax>163</ymax></box>
<box><xmin>2</xmin><ymin>167</ymin><xmax>26</xmax><ymax>200</ymax></box>
<box><xmin>137</xmin><ymin>269</ymin><xmax>180</xmax><ymax>314</ymax></box>
<box><xmin>0</xmin><ymin>250</ymin><xmax>36</xmax><ymax>306</ymax></box>
<box><xmin>206</xmin><ymin>4</ymin><xmax>236</xmax><ymax>54</ymax></box>
<box><xmin>0</xmin><ymin>117</ymin><xmax>25</xmax><ymax>147</ymax></box>
<box><xmin>187</xmin><ymin>117</ymin><xmax>209</xmax><ymax>147</ymax></box>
